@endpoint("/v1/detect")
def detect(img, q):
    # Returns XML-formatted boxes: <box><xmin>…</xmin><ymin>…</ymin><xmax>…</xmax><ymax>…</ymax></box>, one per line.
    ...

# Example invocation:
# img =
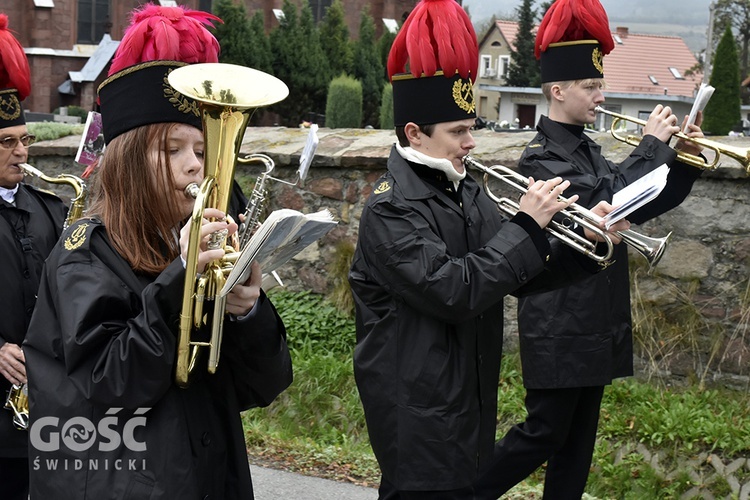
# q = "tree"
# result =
<box><xmin>505</xmin><ymin>0</ymin><xmax>540</xmax><ymax>87</ymax></box>
<box><xmin>297</xmin><ymin>4</ymin><xmax>332</xmax><ymax>121</ymax></box>
<box><xmin>269</xmin><ymin>1</ymin><xmax>330</xmax><ymax>125</ymax></box>
<box><xmin>703</xmin><ymin>26</ymin><xmax>741</xmax><ymax>135</ymax></box>
<box><xmin>212</xmin><ymin>0</ymin><xmax>254</xmax><ymax>66</ymax></box>
<box><xmin>269</xmin><ymin>1</ymin><xmax>301</xmax><ymax>125</ymax></box>
<box><xmin>377</xmin><ymin>27</ymin><xmax>397</xmax><ymax>81</ymax></box>
<box><xmin>713</xmin><ymin>0</ymin><xmax>750</xmax><ymax>79</ymax></box>
<box><xmin>352</xmin><ymin>9</ymin><xmax>384</xmax><ymax>127</ymax></box>
<box><xmin>319</xmin><ymin>0</ymin><xmax>353</xmax><ymax>80</ymax></box>
<box><xmin>247</xmin><ymin>10</ymin><xmax>273</xmax><ymax>74</ymax></box>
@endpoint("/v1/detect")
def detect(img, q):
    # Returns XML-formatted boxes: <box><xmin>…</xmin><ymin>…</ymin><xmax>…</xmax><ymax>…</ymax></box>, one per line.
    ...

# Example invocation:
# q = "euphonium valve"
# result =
<box><xmin>168</xmin><ymin>63</ymin><xmax>288</xmax><ymax>387</ymax></box>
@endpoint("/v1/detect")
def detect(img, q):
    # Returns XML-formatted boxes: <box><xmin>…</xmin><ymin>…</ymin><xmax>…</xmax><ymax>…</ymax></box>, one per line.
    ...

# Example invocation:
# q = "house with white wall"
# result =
<box><xmin>476</xmin><ymin>22</ymin><xmax>703</xmax><ymax>132</ymax></box>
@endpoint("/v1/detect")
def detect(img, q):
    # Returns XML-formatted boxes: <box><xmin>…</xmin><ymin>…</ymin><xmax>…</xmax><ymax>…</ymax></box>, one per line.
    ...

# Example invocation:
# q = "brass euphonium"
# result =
<box><xmin>595</xmin><ymin>106</ymin><xmax>750</xmax><ymax>173</ymax></box>
<box><xmin>20</xmin><ymin>162</ymin><xmax>87</xmax><ymax>228</ymax></box>
<box><xmin>167</xmin><ymin>63</ymin><xmax>288</xmax><ymax>387</ymax></box>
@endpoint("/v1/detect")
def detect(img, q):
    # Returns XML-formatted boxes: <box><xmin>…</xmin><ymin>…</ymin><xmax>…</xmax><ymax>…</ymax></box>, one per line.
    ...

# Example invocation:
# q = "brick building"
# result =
<box><xmin>4</xmin><ymin>0</ymin><xmax>417</xmax><ymax>115</ymax></box>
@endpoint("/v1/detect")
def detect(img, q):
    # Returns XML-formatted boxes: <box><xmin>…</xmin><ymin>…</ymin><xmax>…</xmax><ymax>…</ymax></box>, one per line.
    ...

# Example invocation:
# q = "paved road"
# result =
<box><xmin>250</xmin><ymin>464</ymin><xmax>378</xmax><ymax>500</ymax></box>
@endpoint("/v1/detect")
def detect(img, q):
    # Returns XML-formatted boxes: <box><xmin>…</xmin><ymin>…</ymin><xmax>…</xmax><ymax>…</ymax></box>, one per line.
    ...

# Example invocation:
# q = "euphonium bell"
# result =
<box><xmin>167</xmin><ymin>63</ymin><xmax>288</xmax><ymax>387</ymax></box>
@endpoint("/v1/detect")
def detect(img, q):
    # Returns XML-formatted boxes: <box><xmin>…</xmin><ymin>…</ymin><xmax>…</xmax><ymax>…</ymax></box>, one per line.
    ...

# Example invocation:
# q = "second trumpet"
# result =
<box><xmin>463</xmin><ymin>156</ymin><xmax>670</xmax><ymax>270</ymax></box>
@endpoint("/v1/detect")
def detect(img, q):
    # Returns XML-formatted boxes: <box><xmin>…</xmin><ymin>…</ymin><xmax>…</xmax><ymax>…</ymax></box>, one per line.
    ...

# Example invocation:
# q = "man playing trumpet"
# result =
<box><xmin>348</xmin><ymin>1</ymin><xmax>631</xmax><ymax>498</ymax></box>
<box><xmin>474</xmin><ymin>0</ymin><xmax>706</xmax><ymax>498</ymax></box>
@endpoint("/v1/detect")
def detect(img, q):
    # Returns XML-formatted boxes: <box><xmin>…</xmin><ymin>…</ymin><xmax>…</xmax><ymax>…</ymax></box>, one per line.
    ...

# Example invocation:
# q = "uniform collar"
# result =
<box><xmin>537</xmin><ymin>115</ymin><xmax>600</xmax><ymax>156</ymax></box>
<box><xmin>0</xmin><ymin>184</ymin><xmax>19</xmax><ymax>204</ymax></box>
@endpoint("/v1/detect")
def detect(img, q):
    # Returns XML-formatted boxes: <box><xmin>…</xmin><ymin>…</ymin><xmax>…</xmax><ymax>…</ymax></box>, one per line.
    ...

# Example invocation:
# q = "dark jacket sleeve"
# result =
<box><xmin>53</xmin><ymin>242</ymin><xmax>184</xmax><ymax>409</ymax></box>
<box><xmin>358</xmin><ymin>196</ymin><xmax>546</xmax><ymax>324</ymax></box>
<box><xmin>221</xmin><ymin>291</ymin><xmax>292</xmax><ymax>411</ymax></box>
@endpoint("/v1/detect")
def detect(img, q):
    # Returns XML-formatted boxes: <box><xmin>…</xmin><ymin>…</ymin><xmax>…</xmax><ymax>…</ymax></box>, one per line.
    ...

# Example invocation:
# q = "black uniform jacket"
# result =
<box><xmin>23</xmin><ymin>219</ymin><xmax>293</xmax><ymax>500</ymax></box>
<box><xmin>516</xmin><ymin>115</ymin><xmax>702</xmax><ymax>389</ymax></box>
<box><xmin>349</xmin><ymin>146</ymin><xmax>600</xmax><ymax>490</ymax></box>
<box><xmin>0</xmin><ymin>184</ymin><xmax>66</xmax><ymax>458</ymax></box>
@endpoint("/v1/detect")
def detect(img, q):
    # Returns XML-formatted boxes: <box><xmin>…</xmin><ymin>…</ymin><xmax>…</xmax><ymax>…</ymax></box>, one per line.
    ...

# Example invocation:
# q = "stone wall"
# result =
<box><xmin>27</xmin><ymin>126</ymin><xmax>750</xmax><ymax>388</ymax></box>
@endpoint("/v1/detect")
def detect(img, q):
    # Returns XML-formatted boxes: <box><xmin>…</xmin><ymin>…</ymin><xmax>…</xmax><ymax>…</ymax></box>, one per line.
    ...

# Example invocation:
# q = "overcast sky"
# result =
<box><xmin>463</xmin><ymin>0</ymin><xmax>714</xmax><ymax>52</ymax></box>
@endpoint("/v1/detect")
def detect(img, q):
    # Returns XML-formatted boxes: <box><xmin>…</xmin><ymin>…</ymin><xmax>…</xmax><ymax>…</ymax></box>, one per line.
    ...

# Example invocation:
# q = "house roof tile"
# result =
<box><xmin>487</xmin><ymin>21</ymin><xmax>701</xmax><ymax>98</ymax></box>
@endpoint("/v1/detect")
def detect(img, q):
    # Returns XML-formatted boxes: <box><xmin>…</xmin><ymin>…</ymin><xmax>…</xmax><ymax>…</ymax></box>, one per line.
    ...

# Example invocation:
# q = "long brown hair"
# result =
<box><xmin>86</xmin><ymin>123</ymin><xmax>188</xmax><ymax>275</ymax></box>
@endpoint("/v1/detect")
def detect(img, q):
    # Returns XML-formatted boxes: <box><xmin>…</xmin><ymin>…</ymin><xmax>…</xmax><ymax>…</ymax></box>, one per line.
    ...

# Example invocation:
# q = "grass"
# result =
<box><xmin>243</xmin><ymin>290</ymin><xmax>750</xmax><ymax>497</ymax></box>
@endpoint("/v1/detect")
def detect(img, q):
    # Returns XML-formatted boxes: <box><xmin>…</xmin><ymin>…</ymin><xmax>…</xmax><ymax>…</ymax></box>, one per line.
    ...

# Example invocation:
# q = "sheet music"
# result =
<box><xmin>220</xmin><ymin>208</ymin><xmax>337</xmax><ymax>296</ymax></box>
<box><xmin>684</xmin><ymin>83</ymin><xmax>714</xmax><ymax>132</ymax></box>
<box><xmin>604</xmin><ymin>164</ymin><xmax>670</xmax><ymax>229</ymax></box>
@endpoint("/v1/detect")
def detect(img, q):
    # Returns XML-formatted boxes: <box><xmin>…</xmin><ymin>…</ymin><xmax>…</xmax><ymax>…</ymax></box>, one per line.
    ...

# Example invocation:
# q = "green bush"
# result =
<box><xmin>379</xmin><ymin>82</ymin><xmax>393</xmax><ymax>130</ymax></box>
<box><xmin>266</xmin><ymin>289</ymin><xmax>355</xmax><ymax>356</ymax></box>
<box><xmin>325</xmin><ymin>74</ymin><xmax>362</xmax><ymax>128</ymax></box>
<box><xmin>27</xmin><ymin>122</ymin><xmax>84</xmax><ymax>141</ymax></box>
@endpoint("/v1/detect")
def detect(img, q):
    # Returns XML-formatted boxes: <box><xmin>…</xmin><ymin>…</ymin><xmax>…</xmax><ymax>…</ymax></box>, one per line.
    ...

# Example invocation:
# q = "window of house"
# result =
<box><xmin>669</xmin><ymin>67</ymin><xmax>684</xmax><ymax>79</ymax></box>
<box><xmin>648</xmin><ymin>75</ymin><xmax>659</xmax><ymax>85</ymax></box>
<box><xmin>499</xmin><ymin>56</ymin><xmax>510</xmax><ymax>77</ymax></box>
<box><xmin>77</xmin><ymin>0</ymin><xmax>109</xmax><ymax>44</ymax></box>
<box><xmin>309</xmin><ymin>0</ymin><xmax>332</xmax><ymax>23</ymax></box>
<box><xmin>491</xmin><ymin>41</ymin><xmax>502</xmax><ymax>47</ymax></box>
<box><xmin>480</xmin><ymin>55</ymin><xmax>493</xmax><ymax>78</ymax></box>
<box><xmin>33</xmin><ymin>0</ymin><xmax>54</xmax><ymax>7</ymax></box>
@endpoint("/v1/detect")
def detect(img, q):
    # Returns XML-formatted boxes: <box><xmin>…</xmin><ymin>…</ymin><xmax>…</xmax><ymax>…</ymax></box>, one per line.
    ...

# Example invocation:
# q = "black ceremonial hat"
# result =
<box><xmin>387</xmin><ymin>0</ymin><xmax>478</xmax><ymax>126</ymax></box>
<box><xmin>97</xmin><ymin>61</ymin><xmax>201</xmax><ymax>143</ymax></box>
<box><xmin>0</xmin><ymin>13</ymin><xmax>30</xmax><ymax>129</ymax></box>
<box><xmin>96</xmin><ymin>4</ymin><xmax>221</xmax><ymax>143</ymax></box>
<box><xmin>535</xmin><ymin>0</ymin><xmax>615</xmax><ymax>83</ymax></box>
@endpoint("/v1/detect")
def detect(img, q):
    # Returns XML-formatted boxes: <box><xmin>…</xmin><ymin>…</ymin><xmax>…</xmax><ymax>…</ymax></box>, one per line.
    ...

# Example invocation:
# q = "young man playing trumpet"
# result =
<box><xmin>473</xmin><ymin>1</ymin><xmax>706</xmax><ymax>498</ymax></box>
<box><xmin>348</xmin><ymin>1</ymin><xmax>632</xmax><ymax>498</ymax></box>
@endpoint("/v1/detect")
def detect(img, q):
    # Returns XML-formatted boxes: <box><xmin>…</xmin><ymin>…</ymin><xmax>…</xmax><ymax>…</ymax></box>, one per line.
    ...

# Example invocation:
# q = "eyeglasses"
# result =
<box><xmin>0</xmin><ymin>134</ymin><xmax>36</xmax><ymax>150</ymax></box>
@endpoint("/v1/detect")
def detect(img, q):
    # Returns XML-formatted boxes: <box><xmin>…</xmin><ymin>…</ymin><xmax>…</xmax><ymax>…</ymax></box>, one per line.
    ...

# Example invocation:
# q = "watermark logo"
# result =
<box><xmin>30</xmin><ymin>408</ymin><xmax>150</xmax><ymax>472</ymax></box>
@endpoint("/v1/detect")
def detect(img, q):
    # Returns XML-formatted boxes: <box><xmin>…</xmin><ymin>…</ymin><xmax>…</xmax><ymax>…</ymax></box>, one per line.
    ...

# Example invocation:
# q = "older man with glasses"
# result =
<box><xmin>0</xmin><ymin>13</ymin><xmax>67</xmax><ymax>500</ymax></box>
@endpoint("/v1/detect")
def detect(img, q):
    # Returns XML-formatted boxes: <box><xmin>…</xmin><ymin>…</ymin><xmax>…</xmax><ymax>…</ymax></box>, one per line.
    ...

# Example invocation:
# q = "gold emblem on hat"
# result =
<box><xmin>452</xmin><ymin>78</ymin><xmax>475</xmax><ymax>114</ymax></box>
<box><xmin>163</xmin><ymin>70</ymin><xmax>200</xmax><ymax>117</ymax></box>
<box><xmin>374</xmin><ymin>181</ymin><xmax>391</xmax><ymax>194</ymax></box>
<box><xmin>592</xmin><ymin>47</ymin><xmax>604</xmax><ymax>75</ymax></box>
<box><xmin>64</xmin><ymin>223</ymin><xmax>89</xmax><ymax>251</ymax></box>
<box><xmin>0</xmin><ymin>91</ymin><xmax>22</xmax><ymax>121</ymax></box>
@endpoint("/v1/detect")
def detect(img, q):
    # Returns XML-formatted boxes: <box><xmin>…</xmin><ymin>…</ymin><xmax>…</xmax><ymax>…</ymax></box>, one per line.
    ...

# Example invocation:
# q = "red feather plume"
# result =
<box><xmin>535</xmin><ymin>0</ymin><xmax>614</xmax><ymax>59</ymax></box>
<box><xmin>109</xmin><ymin>4</ymin><xmax>222</xmax><ymax>75</ymax></box>
<box><xmin>0</xmin><ymin>13</ymin><xmax>31</xmax><ymax>100</ymax></box>
<box><xmin>387</xmin><ymin>0</ymin><xmax>478</xmax><ymax>82</ymax></box>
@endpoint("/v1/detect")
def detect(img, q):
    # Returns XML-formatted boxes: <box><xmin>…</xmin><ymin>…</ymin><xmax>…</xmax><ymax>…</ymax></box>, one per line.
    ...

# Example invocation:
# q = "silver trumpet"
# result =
<box><xmin>464</xmin><ymin>156</ymin><xmax>670</xmax><ymax>271</ymax></box>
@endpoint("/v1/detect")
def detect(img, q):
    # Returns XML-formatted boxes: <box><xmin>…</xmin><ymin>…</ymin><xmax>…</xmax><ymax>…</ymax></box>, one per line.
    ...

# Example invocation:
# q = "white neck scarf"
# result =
<box><xmin>396</xmin><ymin>144</ymin><xmax>466</xmax><ymax>190</ymax></box>
<box><xmin>0</xmin><ymin>185</ymin><xmax>19</xmax><ymax>205</ymax></box>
